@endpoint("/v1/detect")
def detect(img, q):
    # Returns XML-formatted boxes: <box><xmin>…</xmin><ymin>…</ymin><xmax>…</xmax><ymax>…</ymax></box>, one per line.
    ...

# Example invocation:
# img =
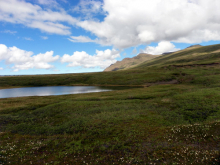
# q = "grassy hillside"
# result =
<box><xmin>0</xmin><ymin>44</ymin><xmax>220</xmax><ymax>164</ymax></box>
<box><xmin>135</xmin><ymin>44</ymin><xmax>220</xmax><ymax>68</ymax></box>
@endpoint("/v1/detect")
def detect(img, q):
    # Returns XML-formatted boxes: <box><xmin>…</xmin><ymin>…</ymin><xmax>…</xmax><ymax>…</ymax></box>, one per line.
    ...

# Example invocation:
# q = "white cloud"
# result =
<box><xmin>0</xmin><ymin>0</ymin><xmax>77</xmax><ymax>35</ymax></box>
<box><xmin>1</xmin><ymin>30</ymin><xmax>17</xmax><ymax>34</ymax></box>
<box><xmin>61</xmin><ymin>49</ymin><xmax>120</xmax><ymax>69</ymax></box>
<box><xmin>37</xmin><ymin>0</ymin><xmax>67</xmax><ymax>7</ymax></box>
<box><xmin>60</xmin><ymin>0</ymin><xmax>68</xmax><ymax>3</ymax></box>
<box><xmin>0</xmin><ymin>44</ymin><xmax>8</xmax><ymax>61</ymax></box>
<box><xmin>41</xmin><ymin>36</ymin><xmax>48</xmax><ymax>40</ymax></box>
<box><xmin>77</xmin><ymin>0</ymin><xmax>220</xmax><ymax>48</ymax></box>
<box><xmin>143</xmin><ymin>41</ymin><xmax>180</xmax><ymax>55</ymax></box>
<box><xmin>37</xmin><ymin>0</ymin><xmax>58</xmax><ymax>6</ymax></box>
<box><xmin>72</xmin><ymin>0</ymin><xmax>104</xmax><ymax>19</ymax></box>
<box><xmin>0</xmin><ymin>44</ymin><xmax>59</xmax><ymax>71</ymax></box>
<box><xmin>68</xmin><ymin>36</ymin><xmax>97</xmax><ymax>43</ymax></box>
<box><xmin>1</xmin><ymin>0</ymin><xmax>220</xmax><ymax>48</ymax></box>
<box><xmin>24</xmin><ymin>37</ymin><xmax>33</xmax><ymax>41</ymax></box>
<box><xmin>131</xmin><ymin>48</ymin><xmax>137</xmax><ymax>55</ymax></box>
<box><xmin>0</xmin><ymin>67</ymin><xmax>3</xmax><ymax>70</ymax></box>
<box><xmin>29</xmin><ymin>21</ymin><xmax>71</xmax><ymax>35</ymax></box>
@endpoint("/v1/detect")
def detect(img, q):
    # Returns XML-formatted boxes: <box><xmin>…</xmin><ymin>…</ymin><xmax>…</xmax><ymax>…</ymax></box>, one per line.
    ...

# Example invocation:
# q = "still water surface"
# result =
<box><xmin>0</xmin><ymin>86</ymin><xmax>112</xmax><ymax>98</ymax></box>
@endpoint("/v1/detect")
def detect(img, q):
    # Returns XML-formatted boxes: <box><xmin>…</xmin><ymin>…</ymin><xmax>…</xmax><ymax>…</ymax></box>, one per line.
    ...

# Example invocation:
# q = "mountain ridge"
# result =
<box><xmin>104</xmin><ymin>53</ymin><xmax>160</xmax><ymax>71</ymax></box>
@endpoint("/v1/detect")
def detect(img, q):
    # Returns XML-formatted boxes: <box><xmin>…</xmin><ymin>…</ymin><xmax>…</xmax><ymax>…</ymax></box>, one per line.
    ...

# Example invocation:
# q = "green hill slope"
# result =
<box><xmin>134</xmin><ymin>44</ymin><xmax>220</xmax><ymax>69</ymax></box>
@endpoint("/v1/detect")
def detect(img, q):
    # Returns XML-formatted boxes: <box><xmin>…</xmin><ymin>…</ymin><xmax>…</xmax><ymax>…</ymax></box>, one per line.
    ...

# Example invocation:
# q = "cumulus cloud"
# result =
<box><xmin>0</xmin><ymin>44</ymin><xmax>8</xmax><ymax>61</ymax></box>
<box><xmin>2</xmin><ymin>0</ymin><xmax>220</xmax><ymax>48</ymax></box>
<box><xmin>61</xmin><ymin>49</ymin><xmax>120</xmax><ymax>69</ymax></box>
<box><xmin>143</xmin><ymin>41</ymin><xmax>180</xmax><ymax>55</ymax></box>
<box><xmin>0</xmin><ymin>0</ymin><xmax>77</xmax><ymax>35</ymax></box>
<box><xmin>0</xmin><ymin>44</ymin><xmax>59</xmax><ymax>71</ymax></box>
<box><xmin>77</xmin><ymin>0</ymin><xmax>220</xmax><ymax>48</ymax></box>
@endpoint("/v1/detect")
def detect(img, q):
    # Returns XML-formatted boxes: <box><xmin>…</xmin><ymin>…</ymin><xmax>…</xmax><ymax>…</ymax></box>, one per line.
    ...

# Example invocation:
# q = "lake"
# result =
<box><xmin>0</xmin><ymin>86</ymin><xmax>113</xmax><ymax>99</ymax></box>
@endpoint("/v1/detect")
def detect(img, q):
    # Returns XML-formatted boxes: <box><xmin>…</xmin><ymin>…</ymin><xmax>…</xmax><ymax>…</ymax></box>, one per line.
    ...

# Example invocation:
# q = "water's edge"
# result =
<box><xmin>0</xmin><ymin>86</ymin><xmax>114</xmax><ymax>99</ymax></box>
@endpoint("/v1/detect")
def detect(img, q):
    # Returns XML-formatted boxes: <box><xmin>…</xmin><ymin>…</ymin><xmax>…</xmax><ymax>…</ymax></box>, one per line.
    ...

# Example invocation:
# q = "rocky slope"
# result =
<box><xmin>104</xmin><ymin>53</ymin><xmax>160</xmax><ymax>71</ymax></box>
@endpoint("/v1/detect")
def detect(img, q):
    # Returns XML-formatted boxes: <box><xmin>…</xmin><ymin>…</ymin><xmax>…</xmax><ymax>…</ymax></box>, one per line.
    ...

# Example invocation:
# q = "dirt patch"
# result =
<box><xmin>212</xmin><ymin>49</ymin><xmax>220</xmax><ymax>53</ymax></box>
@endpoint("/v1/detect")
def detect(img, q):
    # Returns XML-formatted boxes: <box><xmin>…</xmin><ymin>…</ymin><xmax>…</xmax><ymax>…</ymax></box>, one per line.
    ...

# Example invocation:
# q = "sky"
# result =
<box><xmin>0</xmin><ymin>0</ymin><xmax>220</xmax><ymax>75</ymax></box>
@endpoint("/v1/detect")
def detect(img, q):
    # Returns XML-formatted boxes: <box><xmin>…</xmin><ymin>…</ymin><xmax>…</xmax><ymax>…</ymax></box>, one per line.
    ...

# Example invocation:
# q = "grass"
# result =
<box><xmin>0</xmin><ymin>44</ymin><xmax>220</xmax><ymax>164</ymax></box>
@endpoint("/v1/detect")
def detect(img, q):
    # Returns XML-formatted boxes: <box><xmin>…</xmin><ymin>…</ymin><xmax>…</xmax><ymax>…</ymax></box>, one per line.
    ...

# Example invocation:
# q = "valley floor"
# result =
<box><xmin>0</xmin><ymin>83</ymin><xmax>220</xmax><ymax>164</ymax></box>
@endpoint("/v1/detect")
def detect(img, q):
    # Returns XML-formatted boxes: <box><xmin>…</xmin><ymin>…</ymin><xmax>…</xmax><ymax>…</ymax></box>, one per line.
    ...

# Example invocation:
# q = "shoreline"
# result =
<box><xmin>0</xmin><ymin>84</ymin><xmax>145</xmax><ymax>90</ymax></box>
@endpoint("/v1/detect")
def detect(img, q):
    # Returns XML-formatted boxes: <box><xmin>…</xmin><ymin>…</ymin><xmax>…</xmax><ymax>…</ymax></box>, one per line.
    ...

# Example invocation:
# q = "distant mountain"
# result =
<box><xmin>104</xmin><ymin>44</ymin><xmax>207</xmax><ymax>72</ymax></box>
<box><xmin>104</xmin><ymin>53</ymin><xmax>160</xmax><ymax>71</ymax></box>
<box><xmin>186</xmin><ymin>44</ymin><xmax>202</xmax><ymax>49</ymax></box>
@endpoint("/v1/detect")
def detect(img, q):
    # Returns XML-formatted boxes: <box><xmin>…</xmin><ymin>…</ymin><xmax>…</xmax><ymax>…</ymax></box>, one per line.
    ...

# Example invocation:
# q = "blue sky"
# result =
<box><xmin>0</xmin><ymin>0</ymin><xmax>220</xmax><ymax>75</ymax></box>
